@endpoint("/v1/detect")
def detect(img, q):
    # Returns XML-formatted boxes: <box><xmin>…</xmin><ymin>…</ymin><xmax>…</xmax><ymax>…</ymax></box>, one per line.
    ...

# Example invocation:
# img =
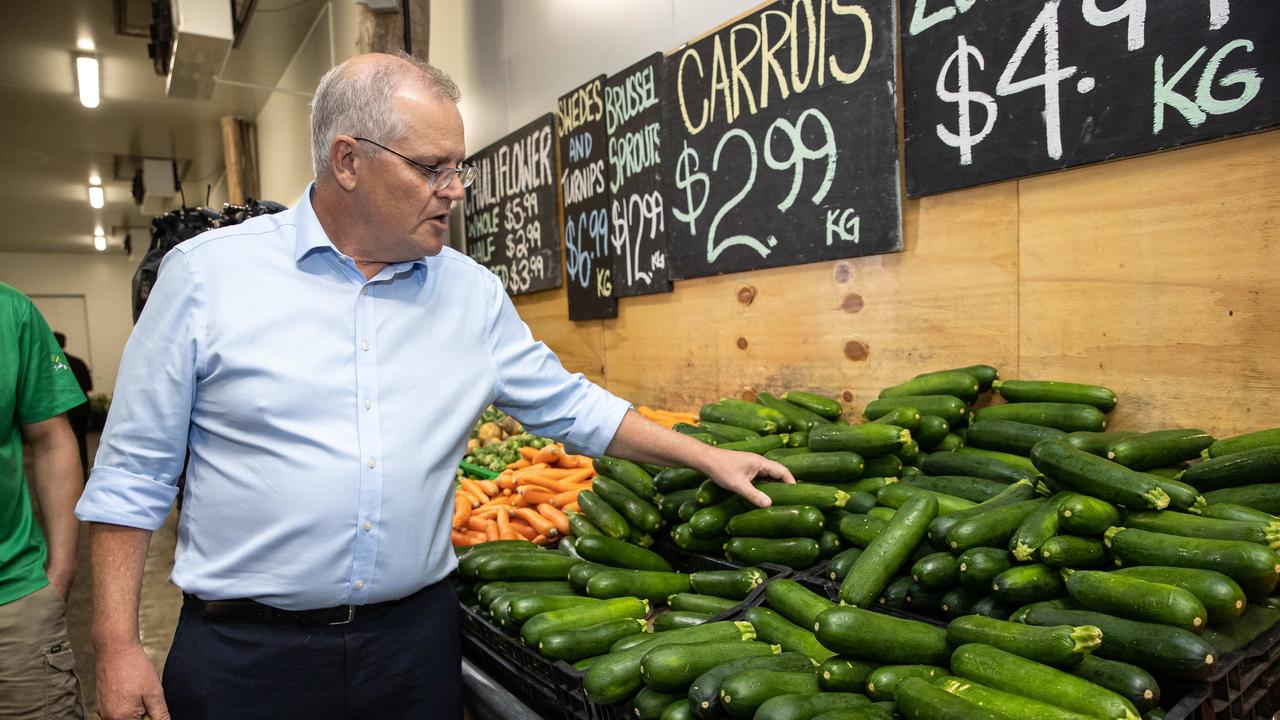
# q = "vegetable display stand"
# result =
<box><xmin>1204</xmin><ymin>615</ymin><xmax>1280</xmax><ymax>719</ymax></box>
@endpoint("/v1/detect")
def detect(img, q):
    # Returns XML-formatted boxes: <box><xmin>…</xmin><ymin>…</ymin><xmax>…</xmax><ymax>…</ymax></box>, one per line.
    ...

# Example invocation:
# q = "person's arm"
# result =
<box><xmin>23</xmin><ymin>413</ymin><xmax>83</xmax><ymax>599</ymax></box>
<box><xmin>604</xmin><ymin>409</ymin><xmax>793</xmax><ymax>507</ymax></box>
<box><xmin>91</xmin><ymin>524</ymin><xmax>170</xmax><ymax>720</ymax></box>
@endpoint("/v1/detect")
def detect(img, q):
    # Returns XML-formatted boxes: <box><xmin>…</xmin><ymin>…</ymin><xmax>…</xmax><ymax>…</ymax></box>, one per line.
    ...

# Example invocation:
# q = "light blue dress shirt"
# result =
<box><xmin>76</xmin><ymin>186</ymin><xmax>630</xmax><ymax>611</ymax></box>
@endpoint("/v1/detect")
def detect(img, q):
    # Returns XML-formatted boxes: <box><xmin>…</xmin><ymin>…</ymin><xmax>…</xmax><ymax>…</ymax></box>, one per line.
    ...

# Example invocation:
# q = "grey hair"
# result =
<box><xmin>309</xmin><ymin>51</ymin><xmax>461</xmax><ymax>178</ymax></box>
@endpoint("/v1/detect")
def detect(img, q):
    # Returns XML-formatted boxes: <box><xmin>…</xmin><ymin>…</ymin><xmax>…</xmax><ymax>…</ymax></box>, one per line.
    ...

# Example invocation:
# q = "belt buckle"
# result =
<box><xmin>328</xmin><ymin>605</ymin><xmax>356</xmax><ymax>625</ymax></box>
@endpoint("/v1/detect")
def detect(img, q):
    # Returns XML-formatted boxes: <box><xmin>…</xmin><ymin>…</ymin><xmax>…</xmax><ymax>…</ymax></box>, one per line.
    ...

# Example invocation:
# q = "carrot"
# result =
<box><xmin>509</xmin><ymin>521</ymin><xmax>537</xmax><ymax>540</ymax></box>
<box><xmin>554</xmin><ymin>454</ymin><xmax>580</xmax><ymax>469</ymax></box>
<box><xmin>561</xmin><ymin>501</ymin><xmax>580</xmax><ymax>514</ymax></box>
<box><xmin>558</xmin><ymin>468</ymin><xmax>595</xmax><ymax>485</ymax></box>
<box><xmin>549</xmin><ymin>489</ymin><xmax>581</xmax><ymax>508</ymax></box>
<box><xmin>514</xmin><ymin>508</ymin><xmax>558</xmax><ymax>538</ymax></box>
<box><xmin>483</xmin><ymin>519</ymin><xmax>499</xmax><ymax>542</ymax></box>
<box><xmin>459</xmin><ymin>479</ymin><xmax>489</xmax><ymax>507</ymax></box>
<box><xmin>506</xmin><ymin>459</ymin><xmax>531</xmax><ymax>470</ymax></box>
<box><xmin>496</xmin><ymin>506</ymin><xmax>520</xmax><ymax>541</ymax></box>
<box><xmin>518</xmin><ymin>446</ymin><xmax>539</xmax><ymax>462</ymax></box>
<box><xmin>516</xmin><ymin>486</ymin><xmax>557</xmax><ymax>505</ymax></box>
<box><xmin>452</xmin><ymin>494</ymin><xmax>472</xmax><ymax>529</ymax></box>
<box><xmin>532</xmin><ymin>444</ymin><xmax>563</xmax><ymax>466</ymax></box>
<box><xmin>476</xmin><ymin>479</ymin><xmax>500</xmax><ymax>497</ymax></box>
<box><xmin>513</xmin><ymin>463</ymin><xmax>551</xmax><ymax>481</ymax></box>
<box><xmin>465</xmin><ymin>516</ymin><xmax>489</xmax><ymax>533</ymax></box>
<box><xmin>532</xmin><ymin>534</ymin><xmax>549</xmax><ymax>545</ymax></box>
<box><xmin>537</xmin><ymin>503</ymin><xmax>571</xmax><ymax>537</ymax></box>
<box><xmin>451</xmin><ymin>529</ymin><xmax>472</xmax><ymax>546</ymax></box>
<box><xmin>476</xmin><ymin>495</ymin><xmax>518</xmax><ymax>510</ymax></box>
<box><xmin>515</xmin><ymin>467</ymin><xmax>586</xmax><ymax>480</ymax></box>
<box><xmin>496</xmin><ymin>471</ymin><xmax>518</xmax><ymax>490</ymax></box>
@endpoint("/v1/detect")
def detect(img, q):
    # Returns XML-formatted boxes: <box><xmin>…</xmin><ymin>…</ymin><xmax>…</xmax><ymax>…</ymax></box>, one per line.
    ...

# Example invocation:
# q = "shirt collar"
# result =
<box><xmin>292</xmin><ymin>183</ymin><xmax>430</xmax><ymax>279</ymax></box>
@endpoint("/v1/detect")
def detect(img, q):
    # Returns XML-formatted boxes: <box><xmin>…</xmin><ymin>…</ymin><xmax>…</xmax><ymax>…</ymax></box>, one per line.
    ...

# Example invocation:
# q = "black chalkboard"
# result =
<box><xmin>558</xmin><ymin>76</ymin><xmax>618</xmax><ymax>320</ymax></box>
<box><xmin>463</xmin><ymin>114</ymin><xmax>561</xmax><ymax>295</ymax></box>
<box><xmin>606</xmin><ymin>53</ymin><xmax>672</xmax><ymax>297</ymax></box>
<box><xmin>662</xmin><ymin>0</ymin><xmax>902</xmax><ymax>280</ymax></box>
<box><xmin>901</xmin><ymin>1</ymin><xmax>1279</xmax><ymax>197</ymax></box>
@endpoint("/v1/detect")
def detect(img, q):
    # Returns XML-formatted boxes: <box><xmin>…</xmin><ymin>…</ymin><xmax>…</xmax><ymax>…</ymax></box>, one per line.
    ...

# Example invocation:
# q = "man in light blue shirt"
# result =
<box><xmin>80</xmin><ymin>53</ymin><xmax>792</xmax><ymax>720</ymax></box>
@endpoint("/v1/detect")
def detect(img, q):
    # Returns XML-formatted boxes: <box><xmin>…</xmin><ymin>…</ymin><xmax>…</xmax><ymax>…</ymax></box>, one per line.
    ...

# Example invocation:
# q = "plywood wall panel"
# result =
<box><xmin>1018</xmin><ymin>132</ymin><xmax>1280</xmax><ymax>436</ymax></box>
<box><xmin>513</xmin><ymin>287</ymin><xmax>607</xmax><ymax>386</ymax></box>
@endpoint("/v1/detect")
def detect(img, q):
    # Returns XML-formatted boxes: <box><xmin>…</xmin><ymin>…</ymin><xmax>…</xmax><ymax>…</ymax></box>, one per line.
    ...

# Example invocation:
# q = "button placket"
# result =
<box><xmin>351</xmin><ymin>283</ymin><xmax>385</xmax><ymax>600</ymax></box>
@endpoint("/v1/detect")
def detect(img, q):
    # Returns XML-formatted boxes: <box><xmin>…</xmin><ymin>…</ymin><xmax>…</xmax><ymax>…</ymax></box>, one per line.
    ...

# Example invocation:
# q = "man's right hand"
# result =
<box><xmin>96</xmin><ymin>642</ymin><xmax>170</xmax><ymax>720</ymax></box>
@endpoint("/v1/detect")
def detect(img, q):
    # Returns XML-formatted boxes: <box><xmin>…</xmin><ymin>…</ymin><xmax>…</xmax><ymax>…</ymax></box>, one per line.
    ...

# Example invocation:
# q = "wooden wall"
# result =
<box><xmin>514</xmin><ymin>129</ymin><xmax>1280</xmax><ymax>439</ymax></box>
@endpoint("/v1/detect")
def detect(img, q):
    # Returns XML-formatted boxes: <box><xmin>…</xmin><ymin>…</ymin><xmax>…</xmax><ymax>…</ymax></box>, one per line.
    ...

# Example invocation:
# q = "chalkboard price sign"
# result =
<box><xmin>662</xmin><ymin>0</ymin><xmax>902</xmax><ymax>280</ymax></box>
<box><xmin>606</xmin><ymin>53</ymin><xmax>672</xmax><ymax>297</ymax></box>
<box><xmin>558</xmin><ymin>75</ymin><xmax>618</xmax><ymax>320</ymax></box>
<box><xmin>901</xmin><ymin>0</ymin><xmax>1279</xmax><ymax>197</ymax></box>
<box><xmin>464</xmin><ymin>114</ymin><xmax>561</xmax><ymax>295</ymax></box>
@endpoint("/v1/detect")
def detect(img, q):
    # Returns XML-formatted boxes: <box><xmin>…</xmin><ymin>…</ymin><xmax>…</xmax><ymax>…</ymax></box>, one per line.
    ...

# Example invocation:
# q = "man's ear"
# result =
<box><xmin>330</xmin><ymin>135</ymin><xmax>360</xmax><ymax>191</ymax></box>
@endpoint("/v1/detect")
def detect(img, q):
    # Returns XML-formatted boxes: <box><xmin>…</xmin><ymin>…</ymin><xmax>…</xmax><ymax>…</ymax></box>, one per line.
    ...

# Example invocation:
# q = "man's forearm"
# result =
<box><xmin>27</xmin><ymin>415</ymin><xmax>84</xmax><ymax>582</ymax></box>
<box><xmin>603</xmin><ymin>409</ymin><xmax>721</xmax><ymax>471</ymax></box>
<box><xmin>90</xmin><ymin>523</ymin><xmax>152</xmax><ymax>649</ymax></box>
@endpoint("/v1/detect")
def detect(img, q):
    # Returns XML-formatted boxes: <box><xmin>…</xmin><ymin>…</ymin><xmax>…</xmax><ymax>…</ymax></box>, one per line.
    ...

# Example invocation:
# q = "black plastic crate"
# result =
<box><xmin>1196</xmin><ymin>614</ymin><xmax>1280</xmax><ymax>720</ymax></box>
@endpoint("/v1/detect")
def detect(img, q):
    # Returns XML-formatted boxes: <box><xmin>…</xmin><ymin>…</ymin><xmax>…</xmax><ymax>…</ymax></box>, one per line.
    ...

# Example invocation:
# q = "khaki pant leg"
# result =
<box><xmin>0</xmin><ymin>584</ymin><xmax>86</xmax><ymax>720</ymax></box>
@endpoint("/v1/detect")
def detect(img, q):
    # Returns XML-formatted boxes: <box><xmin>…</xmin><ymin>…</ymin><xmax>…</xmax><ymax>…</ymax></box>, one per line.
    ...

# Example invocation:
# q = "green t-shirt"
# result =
<box><xmin>0</xmin><ymin>283</ymin><xmax>86</xmax><ymax>605</ymax></box>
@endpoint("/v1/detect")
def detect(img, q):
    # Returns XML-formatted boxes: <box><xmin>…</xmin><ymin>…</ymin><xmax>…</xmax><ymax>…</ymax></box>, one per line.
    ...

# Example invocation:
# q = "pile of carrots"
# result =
<box><xmin>637</xmin><ymin>405</ymin><xmax>700</xmax><ymax>430</ymax></box>
<box><xmin>451</xmin><ymin>442</ymin><xmax>596</xmax><ymax>547</ymax></box>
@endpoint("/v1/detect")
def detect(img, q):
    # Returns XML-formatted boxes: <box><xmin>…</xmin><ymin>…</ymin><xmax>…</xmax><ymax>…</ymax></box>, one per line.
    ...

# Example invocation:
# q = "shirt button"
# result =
<box><xmin>355</xmin><ymin>580</ymin><xmax>365</xmax><ymax>589</ymax></box>
<box><xmin>361</xmin><ymin>340</ymin><xmax>370</xmax><ymax>351</ymax></box>
<box><xmin>362</xmin><ymin>287</ymin><xmax>369</xmax><ymax>295</ymax></box>
<box><xmin>363</xmin><ymin>521</ymin><xmax>373</xmax><ymax>532</ymax></box>
<box><xmin>364</xmin><ymin>399</ymin><xmax>372</xmax><ymax>410</ymax></box>
<box><xmin>368</xmin><ymin>458</ymin><xmax>377</xmax><ymax>469</ymax></box>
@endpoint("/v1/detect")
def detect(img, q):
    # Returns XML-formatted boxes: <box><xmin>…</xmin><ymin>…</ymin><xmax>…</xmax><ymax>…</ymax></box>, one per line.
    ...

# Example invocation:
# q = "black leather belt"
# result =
<box><xmin>185</xmin><ymin>584</ymin><xmax>429</xmax><ymax>626</ymax></box>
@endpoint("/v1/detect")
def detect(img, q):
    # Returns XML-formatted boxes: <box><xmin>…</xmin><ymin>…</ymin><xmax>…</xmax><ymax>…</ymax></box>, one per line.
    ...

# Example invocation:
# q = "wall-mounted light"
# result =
<box><xmin>88</xmin><ymin>184</ymin><xmax>104</xmax><ymax>209</ymax></box>
<box><xmin>93</xmin><ymin>228</ymin><xmax>107</xmax><ymax>252</ymax></box>
<box><xmin>76</xmin><ymin>55</ymin><xmax>100</xmax><ymax>108</ymax></box>
<box><xmin>77</xmin><ymin>37</ymin><xmax>95</xmax><ymax>52</ymax></box>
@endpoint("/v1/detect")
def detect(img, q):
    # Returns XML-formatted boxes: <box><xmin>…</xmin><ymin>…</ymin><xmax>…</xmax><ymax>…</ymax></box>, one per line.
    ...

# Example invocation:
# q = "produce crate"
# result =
<box><xmin>1194</xmin><ymin>614</ymin><xmax>1280</xmax><ymax>720</ymax></box>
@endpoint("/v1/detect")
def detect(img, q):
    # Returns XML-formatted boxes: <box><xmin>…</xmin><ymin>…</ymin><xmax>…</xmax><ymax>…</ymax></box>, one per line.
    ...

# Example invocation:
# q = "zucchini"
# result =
<box><xmin>689</xmin><ymin>496</ymin><xmax>751</xmax><ymax>538</ymax></box>
<box><xmin>785</xmin><ymin>431</ymin><xmax>810</xmax><ymax>448</ymax></box>
<box><xmin>864</xmin><ymin>395</ymin><xmax>968</xmax><ymax>427</ymax></box>
<box><xmin>920</xmin><ymin>452</ymin><xmax>1033</xmax><ymax>484</ymax></box>
<box><xmin>726</xmin><ymin>537</ymin><xmax>822</xmax><ymax>569</ymax></box>
<box><xmin>1143</xmin><ymin>474</ymin><xmax>1205</xmax><ymax>514</ymax></box>
<box><xmin>1112</xmin><ymin>566</ymin><xmax>1245</xmax><ymax>625</ymax></box>
<box><xmin>1040</xmin><ymin>536</ymin><xmax>1108</xmax><ymax>567</ymax></box>
<box><xmin>472</xmin><ymin>551</ymin><xmax>580</xmax><ymax>582</ymax></box>
<box><xmin>825</xmin><ymin>549</ymin><xmax>861</xmax><ymax>583</ymax></box>
<box><xmin>993</xmin><ymin>380</ymin><xmax>1117</xmax><ymax>412</ymax></box>
<box><xmin>758</xmin><ymin>391</ymin><xmax>833</xmax><ymax>432</ymax></box>
<box><xmin>538</xmin><ymin>617</ymin><xmax>647</xmax><ymax>662</ymax></box>
<box><xmin>937</xmin><ymin>433</ymin><xmax>966</xmax><ymax>451</ymax></box>
<box><xmin>837</xmin><ymin>514</ymin><xmax>887</xmax><ymax>547</ymax></box>
<box><xmin>894</xmin><ymin>676</ymin><xmax>999</xmax><ymax>720</ymax></box>
<box><xmin>661</xmin><ymin>701</ymin><xmax>694</xmax><ymax>720</ymax></box>
<box><xmin>1144</xmin><ymin>465</ymin><xmax>1186</xmax><ymax>479</ymax></box>
<box><xmin>1010</xmin><ymin>495</ymin><xmax>1064</xmax><ymax>561</ymax></box>
<box><xmin>861</xmin><ymin>455</ymin><xmax>903</xmax><ymax>479</ymax></box>
<box><xmin>697</xmin><ymin>420</ymin><xmax>762</xmax><ymax>443</ymax></box>
<box><xmin>568</xmin><ymin>561</ymin><xmax>612</xmax><ymax>592</ymax></box>
<box><xmin>814</xmin><ymin>606</ymin><xmax>950</xmax><ymax>665</ymax></box>
<box><xmin>1064</xmin><ymin>431</ymin><xmax>1139</xmax><ymax>456</ymax></box>
<box><xmin>1070</xmin><ymin>656</ymin><xmax>1160</xmax><ymax>713</ymax></box>
<box><xmin>1057</xmin><ymin>493</ymin><xmax>1121</xmax><ymax>535</ymax></box>
<box><xmin>690</xmin><ymin>567</ymin><xmax>768</xmax><ymax>600</ymax></box>
<box><xmin>778</xmin><ymin>452</ymin><xmax>866</xmax><ymax>483</ymax></box>
<box><xmin>756</xmin><ymin>692</ymin><xmax>871</xmax><ymax>720</ymax></box>
<box><xmin>817</xmin><ymin>530</ymin><xmax>842</xmax><ymax>559</ymax></box>
<box><xmin>878</xmin><ymin>484</ymin><xmax>976</xmax><ymax>515</ymax></box>
<box><xmin>586</xmin><ymin>569</ymin><xmax>692</xmax><ymax>602</ymax></box>
<box><xmin>881</xmin><ymin>372</ymin><xmax>980</xmax><ymax>403</ymax></box>
<box><xmin>911</xmin><ymin>552</ymin><xmax>959</xmax><ymax>591</ymax></box>
<box><xmin>640</xmin><ymin>640</ymin><xmax>778</xmax><ymax>693</ymax></box>
<box><xmin>475</xmin><ymin>580</ymin><xmax>573</xmax><ymax>607</ymax></box>
<box><xmin>955</xmin><ymin>447</ymin><xmax>1042</xmax><ymax>479</ymax></box>
<box><xmin>1104</xmin><ymin>430</ymin><xmax>1213</xmax><ymax>471</ymax></box>
<box><xmin>757</xmin><ymin>482</ymin><xmax>851</xmax><ymax>510</ymax></box>
<box><xmin>810</xmin><ymin>424</ymin><xmax>910</xmax><ymax>458</ymax></box>
<box><xmin>719</xmin><ymin>669</ymin><xmax>821</xmax><ymax>719</ymax></box>
<box><xmin>905</xmin><ymin>583</ymin><xmax>945</xmax><ymax>615</ymax></box>
<box><xmin>1105</xmin><ymin>526</ymin><xmax>1280</xmax><ymax>599</ymax></box>
<box><xmin>671</xmin><ymin>523</ymin><xmax>728</xmax><ymax>554</ymax></box>
<box><xmin>958</xmin><ymin>548</ymin><xmax>1013</xmax><ymax>594</ymax></box>
<box><xmin>696</xmin><ymin>479</ymin><xmax>733</xmax><ymax>506</ymax></box>
<box><xmin>1063</xmin><ymin>567</ymin><xmax>1208</xmax><ymax>631</ymax></box>
<box><xmin>781</xmin><ymin>390</ymin><xmax>844</xmax><ymax>421</ymax></box>
<box><xmin>940</xmin><ymin>588</ymin><xmax>979</xmax><ymax>618</ymax></box>
<box><xmin>658</xmin><ymin>488</ymin><xmax>700</xmax><ymax>522</ymax></box>
<box><xmin>688</xmin><ymin>651</ymin><xmax>814</xmax><ymax>720</ymax></box>
<box><xmin>578</xmin><ymin>490</ymin><xmax>633</xmax><ymax>539</ymax></box>
<box><xmin>1200</xmin><ymin>483</ymin><xmax>1280</xmax><ymax>513</ymax></box>
<box><xmin>766</xmin><ymin>579</ymin><xmax>836</xmax><ymax>630</ymax></box>
<box><xmin>917</xmin><ymin>364</ymin><xmax>999</xmax><ymax>391</ymax></box>
<box><xmin>583</xmin><ymin>620</ymin><xmax>757</xmax><ymax>705</ymax></box>
<box><xmin>1020</xmin><ymin>606</ymin><xmax>1217</xmax><ymax>681</ymax></box>
<box><xmin>669</xmin><ymin>593</ymin><xmax>739</xmax><ymax>615</ymax></box>
<box><xmin>653</xmin><ymin>611</ymin><xmax>711</xmax><ymax>631</ymax></box>
<box><xmin>852</xmin><ymin>475</ymin><xmax>897</xmax><ymax>494</ymax></box>
<box><xmin>1182</xmin><ymin>446</ymin><xmax>1280</xmax><ymax>492</ymax></box>
<box><xmin>818</xmin><ymin>658</ymin><xmax>878</xmax><ymax>693</ymax></box>
<box><xmin>1204</xmin><ymin>427</ymin><xmax>1280</xmax><ymax>458</ymax></box>
<box><xmin>1029</xmin><ymin>441</ymin><xmax>1170</xmax><ymax>510</ymax></box>
<box><xmin>990</xmin><ymin>564</ymin><xmax>1065</xmax><ymax>605</ymax></box>
<box><xmin>952</xmin><ymin>609</ymin><xmax>1100</xmax><ymax>666</ymax></box>
<box><xmin>633</xmin><ymin>687</ymin><xmax>681</xmax><ymax>720</ymax></box>
<box><xmin>974</xmin><ymin>403</ymin><xmax>1107</xmax><ymax>432</ymax></box>
<box><xmin>457</xmin><ymin>543</ymin><xmax>541</xmax><ymax>579</ymax></box>
<box><xmin>1121</xmin><ymin>510</ymin><xmax>1280</xmax><ymax>550</ymax></box>
<box><xmin>843</xmin><ymin>491</ymin><xmax>878</xmax><ymax>514</ymax></box>
<box><xmin>871</xmin><ymin>406</ymin><xmax>923</xmax><ymax>432</ymax></box>
<box><xmin>746</xmin><ymin>606</ymin><xmax>836</xmax><ymax>662</ymax></box>
<box><xmin>935</xmin><ymin>676</ymin><xmax>1100</xmax><ymax>720</ymax></box>
<box><xmin>946</xmin><ymin>499</ymin><xmax>1045</xmax><ymax>552</ymax></box>
<box><xmin>877</xmin><ymin>576</ymin><xmax>912</xmax><ymax>610</ymax></box>
<box><xmin>949</xmin><ymin>643</ymin><xmax>1138</xmax><ymax>720</ymax></box>
<box><xmin>521</xmin><ymin>596</ymin><xmax>648</xmax><ymax>647</ymax></box>
<box><xmin>868</xmin><ymin>505</ymin><xmax>898</xmax><ymax>521</ymax></box>
<box><xmin>865</xmin><ymin>665</ymin><xmax>947</xmax><ymax>702</ymax></box>
<box><xmin>969</xmin><ymin>596</ymin><xmax>1014</xmax><ymax>619</ymax></box>
<box><xmin>727</xmin><ymin>505</ymin><xmax>825</xmax><ymax>538</ymax></box>
<box><xmin>915</xmin><ymin>415</ymin><xmax>952</xmax><ymax>451</ymax></box>
<box><xmin>965</xmin><ymin>420</ymin><xmax>1066</xmax><ymax>456</ymax></box>
<box><xmin>1007</xmin><ymin>598</ymin><xmax>1078</xmax><ymax>624</ymax></box>
<box><xmin>766</xmin><ymin>447</ymin><xmax>813</xmax><ymax>461</ymax></box>
<box><xmin>505</xmin><ymin>594</ymin><xmax>599</xmax><ymax>624</ymax></box>
<box><xmin>574</xmin><ymin>535</ymin><xmax>673</xmax><ymax>572</ymax></box>
<box><xmin>594</xmin><ymin>455</ymin><xmax>658</xmax><ymax>499</ymax></box>
<box><xmin>702</xmin><ymin>400</ymin><xmax>784</xmax><ymax>434</ymax></box>
<box><xmin>902</xmin><ymin>475</ymin><xmax>1009</xmax><ymax>502</ymax></box>
<box><xmin>1202</xmin><ymin>502</ymin><xmax>1278</xmax><ymax>523</ymax></box>
<box><xmin>838</xmin><ymin>493</ymin><xmax>939</xmax><ymax>608</ymax></box>
<box><xmin>927</xmin><ymin>480</ymin><xmax>1040</xmax><ymax>547</ymax></box>
<box><xmin>655</xmin><ymin>467</ymin><xmax>707</xmax><ymax>493</ymax></box>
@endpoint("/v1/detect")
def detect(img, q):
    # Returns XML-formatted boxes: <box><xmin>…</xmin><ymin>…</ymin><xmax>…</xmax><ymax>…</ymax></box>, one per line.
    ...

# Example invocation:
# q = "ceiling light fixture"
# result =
<box><xmin>88</xmin><ymin>184</ymin><xmax>105</xmax><ymax>208</ymax></box>
<box><xmin>76</xmin><ymin>55</ymin><xmax>100</xmax><ymax>108</ymax></box>
<box><xmin>89</xmin><ymin>174</ymin><xmax>101</xmax><ymax>186</ymax></box>
<box><xmin>93</xmin><ymin>234</ymin><xmax>107</xmax><ymax>252</ymax></box>
<box><xmin>77</xmin><ymin>37</ymin><xmax>95</xmax><ymax>51</ymax></box>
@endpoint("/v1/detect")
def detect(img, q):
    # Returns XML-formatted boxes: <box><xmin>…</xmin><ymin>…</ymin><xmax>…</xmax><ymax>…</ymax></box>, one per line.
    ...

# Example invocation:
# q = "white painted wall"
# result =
<box><xmin>0</xmin><ymin>251</ymin><xmax>138</xmax><ymax>396</ymax></box>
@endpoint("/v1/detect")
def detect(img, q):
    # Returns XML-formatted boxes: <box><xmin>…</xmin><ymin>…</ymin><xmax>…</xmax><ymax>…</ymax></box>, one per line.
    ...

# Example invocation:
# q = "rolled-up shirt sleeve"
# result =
<box><xmin>76</xmin><ymin>250</ymin><xmax>201</xmax><ymax>530</ymax></box>
<box><xmin>487</xmin><ymin>281</ymin><xmax>630</xmax><ymax>458</ymax></box>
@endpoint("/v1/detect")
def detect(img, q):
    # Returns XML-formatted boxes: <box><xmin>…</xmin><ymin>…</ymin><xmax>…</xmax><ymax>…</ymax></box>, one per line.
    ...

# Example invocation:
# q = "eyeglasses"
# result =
<box><xmin>353</xmin><ymin>137</ymin><xmax>477</xmax><ymax>190</ymax></box>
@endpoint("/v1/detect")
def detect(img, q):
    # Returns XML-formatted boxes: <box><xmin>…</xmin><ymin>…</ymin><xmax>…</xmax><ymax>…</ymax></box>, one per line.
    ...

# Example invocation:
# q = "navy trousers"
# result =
<box><xmin>162</xmin><ymin>580</ymin><xmax>461</xmax><ymax>719</ymax></box>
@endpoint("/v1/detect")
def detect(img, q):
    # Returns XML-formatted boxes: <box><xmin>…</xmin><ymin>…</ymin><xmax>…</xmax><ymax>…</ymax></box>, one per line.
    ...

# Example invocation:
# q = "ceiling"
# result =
<box><xmin>0</xmin><ymin>0</ymin><xmax>331</xmax><ymax>255</ymax></box>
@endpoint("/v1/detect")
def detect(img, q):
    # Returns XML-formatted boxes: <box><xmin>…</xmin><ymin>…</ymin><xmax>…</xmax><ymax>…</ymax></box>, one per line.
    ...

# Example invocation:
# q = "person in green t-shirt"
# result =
<box><xmin>0</xmin><ymin>282</ymin><xmax>88</xmax><ymax>719</ymax></box>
